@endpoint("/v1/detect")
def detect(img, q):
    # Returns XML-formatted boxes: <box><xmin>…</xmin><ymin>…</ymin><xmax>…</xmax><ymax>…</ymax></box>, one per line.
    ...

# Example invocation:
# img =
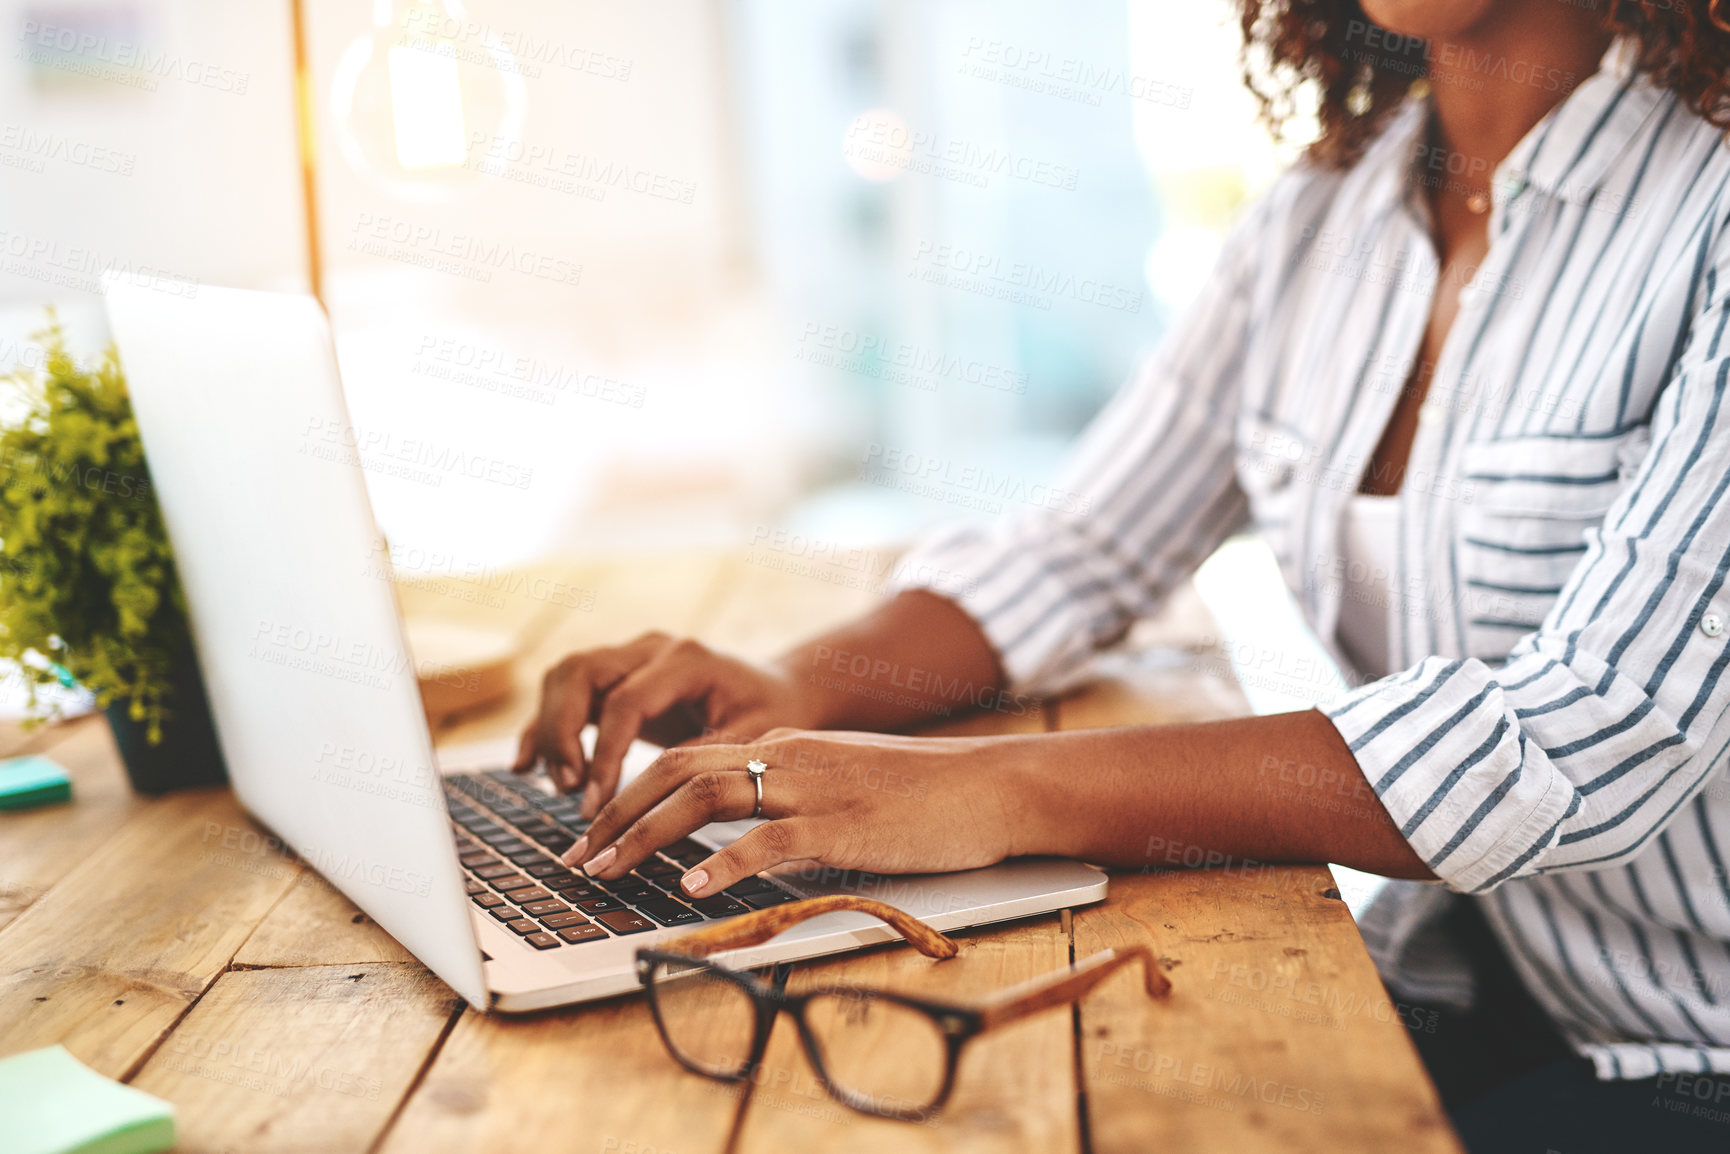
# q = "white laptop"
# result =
<box><xmin>101</xmin><ymin>278</ymin><xmax>1107</xmax><ymax>1012</ymax></box>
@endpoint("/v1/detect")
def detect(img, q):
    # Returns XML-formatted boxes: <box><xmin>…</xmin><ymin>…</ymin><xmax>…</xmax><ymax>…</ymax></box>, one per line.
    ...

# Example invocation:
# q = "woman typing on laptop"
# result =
<box><xmin>519</xmin><ymin>2</ymin><xmax>1730</xmax><ymax>1148</ymax></box>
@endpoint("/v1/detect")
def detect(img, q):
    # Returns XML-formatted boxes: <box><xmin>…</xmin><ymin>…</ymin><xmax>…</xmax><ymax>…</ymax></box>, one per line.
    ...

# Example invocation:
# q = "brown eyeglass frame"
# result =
<box><xmin>634</xmin><ymin>893</ymin><xmax>1170</xmax><ymax>1122</ymax></box>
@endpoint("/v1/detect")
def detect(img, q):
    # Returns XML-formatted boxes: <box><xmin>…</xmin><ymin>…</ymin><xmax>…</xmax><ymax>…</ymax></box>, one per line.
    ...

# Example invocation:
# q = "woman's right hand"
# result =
<box><xmin>511</xmin><ymin>631</ymin><xmax>822</xmax><ymax>817</ymax></box>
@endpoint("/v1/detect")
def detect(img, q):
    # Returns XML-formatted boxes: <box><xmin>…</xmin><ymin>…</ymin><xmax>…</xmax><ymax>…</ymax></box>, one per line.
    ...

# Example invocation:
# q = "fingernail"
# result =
<box><xmin>584</xmin><ymin>845</ymin><xmax>617</xmax><ymax>876</ymax></box>
<box><xmin>561</xmin><ymin>835</ymin><xmax>589</xmax><ymax>866</ymax></box>
<box><xmin>681</xmin><ymin>869</ymin><xmax>709</xmax><ymax>895</ymax></box>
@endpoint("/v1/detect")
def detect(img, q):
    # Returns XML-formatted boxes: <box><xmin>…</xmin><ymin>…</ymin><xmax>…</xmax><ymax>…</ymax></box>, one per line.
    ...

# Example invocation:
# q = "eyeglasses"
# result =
<box><xmin>634</xmin><ymin>893</ymin><xmax>1170</xmax><ymax>1122</ymax></box>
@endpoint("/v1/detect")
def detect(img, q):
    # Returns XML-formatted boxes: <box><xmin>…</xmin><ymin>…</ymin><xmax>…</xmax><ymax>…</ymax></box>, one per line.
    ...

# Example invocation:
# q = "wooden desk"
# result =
<box><xmin>0</xmin><ymin>551</ymin><xmax>1461</xmax><ymax>1153</ymax></box>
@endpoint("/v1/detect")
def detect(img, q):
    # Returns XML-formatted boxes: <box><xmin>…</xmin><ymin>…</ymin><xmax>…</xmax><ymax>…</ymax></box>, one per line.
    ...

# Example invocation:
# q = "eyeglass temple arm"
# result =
<box><xmin>658</xmin><ymin>893</ymin><xmax>960</xmax><ymax>960</ymax></box>
<box><xmin>977</xmin><ymin>945</ymin><xmax>1169</xmax><ymax>1029</ymax></box>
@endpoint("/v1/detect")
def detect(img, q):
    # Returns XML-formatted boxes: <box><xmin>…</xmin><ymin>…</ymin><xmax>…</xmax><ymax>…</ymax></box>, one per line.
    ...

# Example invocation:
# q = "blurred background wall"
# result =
<box><xmin>0</xmin><ymin>0</ymin><xmax>1306</xmax><ymax>571</ymax></box>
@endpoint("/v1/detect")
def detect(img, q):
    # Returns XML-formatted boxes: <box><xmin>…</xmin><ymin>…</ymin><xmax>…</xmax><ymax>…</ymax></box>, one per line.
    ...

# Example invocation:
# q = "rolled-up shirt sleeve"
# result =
<box><xmin>889</xmin><ymin>195</ymin><xmax>1277</xmax><ymax>695</ymax></box>
<box><xmin>1323</xmin><ymin>238</ymin><xmax>1730</xmax><ymax>894</ymax></box>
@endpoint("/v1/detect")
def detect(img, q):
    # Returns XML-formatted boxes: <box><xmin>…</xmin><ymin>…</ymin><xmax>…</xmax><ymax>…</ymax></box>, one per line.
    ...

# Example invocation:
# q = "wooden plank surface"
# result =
<box><xmin>377</xmin><ymin>994</ymin><xmax>744</xmax><ymax>1154</ymax></box>
<box><xmin>0</xmin><ymin>716</ymin><xmax>146</xmax><ymax>931</ymax></box>
<box><xmin>0</xmin><ymin>786</ymin><xmax>300</xmax><ymax>1077</ymax></box>
<box><xmin>0</xmin><ymin>552</ymin><xmax>1460</xmax><ymax>1154</ymax></box>
<box><xmin>1072</xmin><ymin>868</ymin><xmax>1461</xmax><ymax>1154</ymax></box>
<box><xmin>129</xmin><ymin>961</ymin><xmax>460</xmax><ymax>1154</ymax></box>
<box><xmin>231</xmin><ymin>870</ymin><xmax>418</xmax><ymax>969</ymax></box>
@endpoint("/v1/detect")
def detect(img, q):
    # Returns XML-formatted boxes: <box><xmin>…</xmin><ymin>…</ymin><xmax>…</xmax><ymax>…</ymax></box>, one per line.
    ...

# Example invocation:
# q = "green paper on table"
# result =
<box><xmin>0</xmin><ymin>755</ymin><xmax>72</xmax><ymax>810</ymax></box>
<box><xmin>0</xmin><ymin>1045</ymin><xmax>174</xmax><ymax>1154</ymax></box>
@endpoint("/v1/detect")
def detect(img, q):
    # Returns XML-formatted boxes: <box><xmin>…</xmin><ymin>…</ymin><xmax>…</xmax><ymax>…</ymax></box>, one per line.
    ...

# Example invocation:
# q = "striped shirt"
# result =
<box><xmin>895</xmin><ymin>40</ymin><xmax>1730</xmax><ymax>1079</ymax></box>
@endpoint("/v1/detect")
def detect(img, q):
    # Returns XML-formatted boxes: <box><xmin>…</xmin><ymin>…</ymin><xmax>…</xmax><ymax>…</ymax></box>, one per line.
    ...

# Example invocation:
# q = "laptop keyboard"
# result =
<box><xmin>444</xmin><ymin>770</ymin><xmax>798</xmax><ymax>952</ymax></box>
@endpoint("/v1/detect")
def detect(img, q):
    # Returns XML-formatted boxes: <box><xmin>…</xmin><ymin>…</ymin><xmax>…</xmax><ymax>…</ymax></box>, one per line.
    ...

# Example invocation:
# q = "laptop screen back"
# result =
<box><xmin>103</xmin><ymin>277</ymin><xmax>488</xmax><ymax>1009</ymax></box>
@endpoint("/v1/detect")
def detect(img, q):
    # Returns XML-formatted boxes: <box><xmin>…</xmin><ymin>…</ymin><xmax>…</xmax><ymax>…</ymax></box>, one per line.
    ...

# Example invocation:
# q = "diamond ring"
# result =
<box><xmin>746</xmin><ymin>758</ymin><xmax>768</xmax><ymax>819</ymax></box>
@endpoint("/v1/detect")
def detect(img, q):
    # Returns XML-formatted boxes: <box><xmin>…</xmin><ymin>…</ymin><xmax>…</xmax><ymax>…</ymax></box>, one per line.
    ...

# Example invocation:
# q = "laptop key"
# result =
<box><xmin>472</xmin><ymin>892</ymin><xmax>507</xmax><ymax>909</ymax></box>
<box><xmin>459</xmin><ymin>852</ymin><xmax>495</xmax><ymax>868</ymax></box>
<box><xmin>520</xmin><ymin>899</ymin><xmax>567</xmax><ymax>917</ymax></box>
<box><xmin>532</xmin><ymin>871</ymin><xmax>583</xmax><ymax>890</ymax></box>
<box><xmin>524</xmin><ymin>931</ymin><xmax>561</xmax><ymax>950</ymax></box>
<box><xmin>573</xmin><ymin>896</ymin><xmax>626</xmax><ymax>914</ymax></box>
<box><xmin>556</xmin><ymin>884</ymin><xmax>605</xmax><ymax>901</ymax></box>
<box><xmin>558</xmin><ymin>924</ymin><xmax>608</xmax><ymax>944</ymax></box>
<box><xmin>605</xmin><ymin>879</ymin><xmax>661</xmax><ymax>901</ymax></box>
<box><xmin>510</xmin><ymin>887</ymin><xmax>553</xmax><ymax>903</ymax></box>
<box><xmin>637</xmin><ymin>898</ymin><xmax>704</xmax><ymax>927</ymax></box>
<box><xmin>595</xmin><ymin>910</ymin><xmax>655</xmax><ymax>935</ymax></box>
<box><xmin>662</xmin><ymin>839</ymin><xmax>711</xmax><ymax>867</ymax></box>
<box><xmin>506</xmin><ymin>918</ymin><xmax>540</xmax><ymax>935</ymax></box>
<box><xmin>540</xmin><ymin>911</ymin><xmax>590</xmax><ymax>929</ymax></box>
<box><xmin>506</xmin><ymin>849</ymin><xmax>551</xmax><ymax>866</ymax></box>
<box><xmin>690</xmin><ymin>895</ymin><xmax>750</xmax><ymax>918</ymax></box>
<box><xmin>637</xmin><ymin>857</ymin><xmax>681</xmax><ymax>879</ymax></box>
<box><xmin>475</xmin><ymin>863</ymin><xmax>518</xmax><ymax>880</ymax></box>
<box><xmin>489</xmin><ymin>905</ymin><xmax>523</xmax><ymax>921</ymax></box>
<box><xmin>491</xmin><ymin>839</ymin><xmax>533</xmax><ymax>855</ymax></box>
<box><xmin>740</xmin><ymin>888</ymin><xmax>799</xmax><ymax>909</ymax></box>
<box><xmin>727</xmin><ymin>877</ymin><xmax>776</xmax><ymax>897</ymax></box>
<box><xmin>492</xmin><ymin>875</ymin><xmax>537</xmax><ymax>893</ymax></box>
<box><xmin>525</xmin><ymin>862</ymin><xmax>575</xmax><ymax>880</ymax></box>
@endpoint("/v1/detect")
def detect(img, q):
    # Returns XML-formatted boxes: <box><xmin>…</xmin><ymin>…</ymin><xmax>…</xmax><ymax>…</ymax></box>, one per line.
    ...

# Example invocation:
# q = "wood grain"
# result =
<box><xmin>130</xmin><ymin>962</ymin><xmax>460</xmax><ymax>1154</ymax></box>
<box><xmin>1072</xmin><ymin>867</ymin><xmax>1461</xmax><ymax>1154</ymax></box>
<box><xmin>377</xmin><ymin>993</ymin><xmax>743</xmax><ymax>1154</ymax></box>
<box><xmin>0</xmin><ymin>550</ymin><xmax>1462</xmax><ymax>1154</ymax></box>
<box><xmin>0</xmin><ymin>788</ymin><xmax>301</xmax><ymax>1076</ymax></box>
<box><xmin>732</xmin><ymin>916</ymin><xmax>1080</xmax><ymax>1154</ymax></box>
<box><xmin>232</xmin><ymin>870</ymin><xmax>417</xmax><ymax>969</ymax></box>
<box><xmin>0</xmin><ymin>716</ymin><xmax>147</xmax><ymax>931</ymax></box>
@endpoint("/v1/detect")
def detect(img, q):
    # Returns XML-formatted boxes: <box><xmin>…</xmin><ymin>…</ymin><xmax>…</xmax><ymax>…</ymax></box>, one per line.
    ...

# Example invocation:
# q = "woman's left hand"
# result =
<box><xmin>561</xmin><ymin>728</ymin><xmax>1046</xmax><ymax>899</ymax></box>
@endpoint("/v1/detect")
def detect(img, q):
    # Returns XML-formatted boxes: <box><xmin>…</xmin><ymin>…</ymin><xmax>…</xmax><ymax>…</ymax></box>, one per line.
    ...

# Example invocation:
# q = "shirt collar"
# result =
<box><xmin>1493</xmin><ymin>37</ymin><xmax>1667</xmax><ymax>206</ymax></box>
<box><xmin>1363</xmin><ymin>38</ymin><xmax>1668</xmax><ymax>213</ymax></box>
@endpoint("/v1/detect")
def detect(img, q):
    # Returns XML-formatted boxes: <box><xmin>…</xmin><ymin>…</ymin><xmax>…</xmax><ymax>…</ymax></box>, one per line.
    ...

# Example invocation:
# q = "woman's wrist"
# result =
<box><xmin>989</xmin><ymin>732</ymin><xmax>1079</xmax><ymax>860</ymax></box>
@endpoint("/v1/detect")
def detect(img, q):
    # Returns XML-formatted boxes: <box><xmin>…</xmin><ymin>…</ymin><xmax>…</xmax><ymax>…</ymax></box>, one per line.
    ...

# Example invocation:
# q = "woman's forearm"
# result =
<box><xmin>1007</xmin><ymin>709</ymin><xmax>1436</xmax><ymax>880</ymax></box>
<box><xmin>774</xmin><ymin>589</ymin><xmax>1009</xmax><ymax>732</ymax></box>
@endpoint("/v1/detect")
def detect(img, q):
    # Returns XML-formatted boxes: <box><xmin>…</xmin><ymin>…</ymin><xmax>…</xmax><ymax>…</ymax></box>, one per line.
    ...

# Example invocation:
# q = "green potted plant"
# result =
<box><xmin>0</xmin><ymin>314</ymin><xmax>226</xmax><ymax>794</ymax></box>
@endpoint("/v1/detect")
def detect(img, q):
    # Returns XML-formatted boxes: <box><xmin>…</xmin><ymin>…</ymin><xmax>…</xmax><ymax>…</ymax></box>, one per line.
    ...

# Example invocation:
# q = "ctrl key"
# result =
<box><xmin>557</xmin><ymin>924</ymin><xmax>608</xmax><ymax>944</ymax></box>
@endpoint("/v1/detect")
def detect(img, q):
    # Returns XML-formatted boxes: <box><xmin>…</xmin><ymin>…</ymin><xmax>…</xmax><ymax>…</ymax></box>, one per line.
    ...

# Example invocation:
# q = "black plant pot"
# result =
<box><xmin>103</xmin><ymin>639</ymin><xmax>228</xmax><ymax>795</ymax></box>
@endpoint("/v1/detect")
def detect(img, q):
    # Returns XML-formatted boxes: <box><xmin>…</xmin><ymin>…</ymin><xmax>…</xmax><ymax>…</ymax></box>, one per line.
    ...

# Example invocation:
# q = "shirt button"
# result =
<box><xmin>1703</xmin><ymin>613</ymin><xmax>1724</xmax><ymax>638</ymax></box>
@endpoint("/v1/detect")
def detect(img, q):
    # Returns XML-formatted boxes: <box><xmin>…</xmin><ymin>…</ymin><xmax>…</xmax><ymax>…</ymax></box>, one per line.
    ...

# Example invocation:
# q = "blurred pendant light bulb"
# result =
<box><xmin>330</xmin><ymin>0</ymin><xmax>527</xmax><ymax>202</ymax></box>
<box><xmin>386</xmin><ymin>43</ymin><xmax>467</xmax><ymax>168</ymax></box>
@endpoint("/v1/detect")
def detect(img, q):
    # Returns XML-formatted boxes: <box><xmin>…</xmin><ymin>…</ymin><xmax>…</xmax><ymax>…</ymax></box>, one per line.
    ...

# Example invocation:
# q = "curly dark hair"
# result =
<box><xmin>1235</xmin><ymin>1</ymin><xmax>1730</xmax><ymax>167</ymax></box>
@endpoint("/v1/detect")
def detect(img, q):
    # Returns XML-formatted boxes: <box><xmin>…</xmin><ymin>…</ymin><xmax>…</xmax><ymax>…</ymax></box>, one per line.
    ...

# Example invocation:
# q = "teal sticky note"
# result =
<box><xmin>0</xmin><ymin>756</ymin><xmax>72</xmax><ymax>810</ymax></box>
<box><xmin>0</xmin><ymin>1045</ymin><xmax>175</xmax><ymax>1154</ymax></box>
